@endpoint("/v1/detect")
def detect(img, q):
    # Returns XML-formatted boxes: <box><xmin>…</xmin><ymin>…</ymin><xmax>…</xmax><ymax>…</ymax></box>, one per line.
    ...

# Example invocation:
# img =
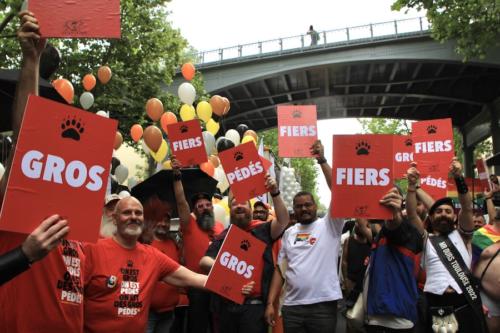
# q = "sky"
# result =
<box><xmin>167</xmin><ymin>0</ymin><xmax>422</xmax><ymax>207</ymax></box>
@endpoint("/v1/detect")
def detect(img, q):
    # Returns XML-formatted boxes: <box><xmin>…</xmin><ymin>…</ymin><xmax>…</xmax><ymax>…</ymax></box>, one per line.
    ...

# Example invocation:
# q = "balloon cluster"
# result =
<box><xmin>279</xmin><ymin>166</ymin><xmax>302</xmax><ymax>210</ymax></box>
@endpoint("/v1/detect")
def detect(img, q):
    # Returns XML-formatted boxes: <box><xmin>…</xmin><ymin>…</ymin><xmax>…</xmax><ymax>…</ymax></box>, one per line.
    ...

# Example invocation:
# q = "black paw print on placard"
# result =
<box><xmin>355</xmin><ymin>141</ymin><xmax>371</xmax><ymax>155</ymax></box>
<box><xmin>240</xmin><ymin>240</ymin><xmax>251</xmax><ymax>251</ymax></box>
<box><xmin>427</xmin><ymin>125</ymin><xmax>437</xmax><ymax>134</ymax></box>
<box><xmin>61</xmin><ymin>117</ymin><xmax>85</xmax><ymax>141</ymax></box>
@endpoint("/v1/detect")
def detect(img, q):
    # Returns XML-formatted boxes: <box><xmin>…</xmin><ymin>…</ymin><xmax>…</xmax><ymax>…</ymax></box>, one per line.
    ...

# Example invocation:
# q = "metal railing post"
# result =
<box><xmin>346</xmin><ymin>27</ymin><xmax>350</xmax><ymax>42</ymax></box>
<box><xmin>218</xmin><ymin>49</ymin><xmax>223</xmax><ymax>62</ymax></box>
<box><xmin>238</xmin><ymin>45</ymin><xmax>242</xmax><ymax>58</ymax></box>
<box><xmin>323</xmin><ymin>31</ymin><xmax>327</xmax><ymax>45</ymax></box>
<box><xmin>394</xmin><ymin>20</ymin><xmax>398</xmax><ymax>37</ymax></box>
<box><xmin>419</xmin><ymin>17</ymin><xmax>423</xmax><ymax>32</ymax></box>
<box><xmin>370</xmin><ymin>23</ymin><xmax>373</xmax><ymax>40</ymax></box>
<box><xmin>300</xmin><ymin>35</ymin><xmax>304</xmax><ymax>49</ymax></box>
<box><xmin>279</xmin><ymin>38</ymin><xmax>283</xmax><ymax>53</ymax></box>
<box><xmin>258</xmin><ymin>42</ymin><xmax>262</xmax><ymax>56</ymax></box>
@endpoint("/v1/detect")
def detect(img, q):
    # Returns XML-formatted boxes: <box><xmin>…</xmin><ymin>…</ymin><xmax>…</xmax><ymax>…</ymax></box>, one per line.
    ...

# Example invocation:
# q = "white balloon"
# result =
<box><xmin>217</xmin><ymin>175</ymin><xmax>230</xmax><ymax>193</ymax></box>
<box><xmin>114</xmin><ymin>164</ymin><xmax>129</xmax><ymax>184</ymax></box>
<box><xmin>177</xmin><ymin>82</ymin><xmax>196</xmax><ymax>105</ymax></box>
<box><xmin>140</xmin><ymin>139</ymin><xmax>150</xmax><ymax>154</ymax></box>
<box><xmin>225</xmin><ymin>129</ymin><xmax>240</xmax><ymax>146</ymax></box>
<box><xmin>213</xmin><ymin>204</ymin><xmax>228</xmax><ymax>227</ymax></box>
<box><xmin>202</xmin><ymin>131</ymin><xmax>216</xmax><ymax>155</ymax></box>
<box><xmin>79</xmin><ymin>92</ymin><xmax>94</xmax><ymax>110</ymax></box>
<box><xmin>118</xmin><ymin>190</ymin><xmax>131</xmax><ymax>199</ymax></box>
<box><xmin>0</xmin><ymin>162</ymin><xmax>4</xmax><ymax>180</ymax></box>
<box><xmin>127</xmin><ymin>177</ymin><xmax>138</xmax><ymax>188</ymax></box>
<box><xmin>96</xmin><ymin>110</ymin><xmax>109</xmax><ymax>118</ymax></box>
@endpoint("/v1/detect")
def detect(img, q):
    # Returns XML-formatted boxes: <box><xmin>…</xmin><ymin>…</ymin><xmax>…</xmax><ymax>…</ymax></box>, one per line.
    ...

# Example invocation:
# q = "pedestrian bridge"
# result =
<box><xmin>171</xmin><ymin>17</ymin><xmax>500</xmax><ymax>164</ymax></box>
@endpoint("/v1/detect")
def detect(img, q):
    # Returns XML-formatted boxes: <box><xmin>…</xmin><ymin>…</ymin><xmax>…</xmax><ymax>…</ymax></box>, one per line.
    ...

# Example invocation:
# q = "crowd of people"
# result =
<box><xmin>0</xmin><ymin>10</ymin><xmax>499</xmax><ymax>333</ymax></box>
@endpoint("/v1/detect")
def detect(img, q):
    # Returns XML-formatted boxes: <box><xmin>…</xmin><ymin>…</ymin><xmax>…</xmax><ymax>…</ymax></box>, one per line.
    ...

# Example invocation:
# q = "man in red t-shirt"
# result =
<box><xmin>143</xmin><ymin>196</ymin><xmax>182</xmax><ymax>333</ymax></box>
<box><xmin>171</xmin><ymin>156</ymin><xmax>224</xmax><ymax>333</ymax></box>
<box><xmin>83</xmin><ymin>196</ymin><xmax>208</xmax><ymax>333</ymax></box>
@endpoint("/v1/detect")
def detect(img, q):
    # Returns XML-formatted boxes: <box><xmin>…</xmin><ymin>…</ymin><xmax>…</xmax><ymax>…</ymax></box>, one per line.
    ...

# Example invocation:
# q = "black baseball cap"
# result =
<box><xmin>429</xmin><ymin>197</ymin><xmax>454</xmax><ymax>215</ymax></box>
<box><xmin>190</xmin><ymin>192</ymin><xmax>212</xmax><ymax>207</ymax></box>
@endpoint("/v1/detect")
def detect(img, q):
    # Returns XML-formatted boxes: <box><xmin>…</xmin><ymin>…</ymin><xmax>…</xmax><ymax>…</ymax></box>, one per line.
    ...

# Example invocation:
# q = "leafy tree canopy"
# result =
<box><xmin>392</xmin><ymin>0</ymin><xmax>500</xmax><ymax>60</ymax></box>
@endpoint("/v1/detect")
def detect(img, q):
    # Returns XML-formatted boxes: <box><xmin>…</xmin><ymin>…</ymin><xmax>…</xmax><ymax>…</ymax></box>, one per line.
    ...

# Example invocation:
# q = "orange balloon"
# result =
<box><xmin>181</xmin><ymin>63</ymin><xmax>196</xmax><ymax>81</ymax></box>
<box><xmin>243</xmin><ymin>129</ymin><xmax>258</xmax><ymax>141</ymax></box>
<box><xmin>114</xmin><ymin>131</ymin><xmax>123</xmax><ymax>150</ymax></box>
<box><xmin>143</xmin><ymin>125</ymin><xmax>163</xmax><ymax>152</ymax></box>
<box><xmin>209</xmin><ymin>155</ymin><xmax>220</xmax><ymax>168</ymax></box>
<box><xmin>160</xmin><ymin>111</ymin><xmax>178</xmax><ymax>134</ymax></box>
<box><xmin>82</xmin><ymin>74</ymin><xmax>96</xmax><ymax>91</ymax></box>
<box><xmin>97</xmin><ymin>66</ymin><xmax>112</xmax><ymax>84</ymax></box>
<box><xmin>130</xmin><ymin>124</ymin><xmax>143</xmax><ymax>142</ymax></box>
<box><xmin>52</xmin><ymin>78</ymin><xmax>74</xmax><ymax>104</ymax></box>
<box><xmin>200</xmin><ymin>160</ymin><xmax>215</xmax><ymax>177</ymax></box>
<box><xmin>146</xmin><ymin>98</ymin><xmax>164</xmax><ymax>122</ymax></box>
<box><xmin>210</xmin><ymin>95</ymin><xmax>225</xmax><ymax>116</ymax></box>
<box><xmin>222</xmin><ymin>97</ymin><xmax>230</xmax><ymax>115</ymax></box>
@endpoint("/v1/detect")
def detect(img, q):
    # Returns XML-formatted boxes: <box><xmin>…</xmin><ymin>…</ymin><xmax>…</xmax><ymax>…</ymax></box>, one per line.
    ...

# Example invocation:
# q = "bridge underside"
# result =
<box><xmin>212</xmin><ymin>60</ymin><xmax>500</xmax><ymax>136</ymax></box>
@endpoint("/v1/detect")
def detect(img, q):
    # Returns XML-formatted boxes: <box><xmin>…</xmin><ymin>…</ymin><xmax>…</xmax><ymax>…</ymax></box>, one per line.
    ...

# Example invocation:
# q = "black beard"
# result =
<box><xmin>197</xmin><ymin>212</ymin><xmax>215</xmax><ymax>231</ymax></box>
<box><xmin>432</xmin><ymin>216</ymin><xmax>455</xmax><ymax>235</ymax></box>
<box><xmin>299</xmin><ymin>218</ymin><xmax>315</xmax><ymax>225</ymax></box>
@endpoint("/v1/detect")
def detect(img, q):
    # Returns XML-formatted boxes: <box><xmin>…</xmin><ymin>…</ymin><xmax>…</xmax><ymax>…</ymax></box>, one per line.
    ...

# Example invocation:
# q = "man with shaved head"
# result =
<box><xmin>83</xmin><ymin>196</ymin><xmax>210</xmax><ymax>333</ymax></box>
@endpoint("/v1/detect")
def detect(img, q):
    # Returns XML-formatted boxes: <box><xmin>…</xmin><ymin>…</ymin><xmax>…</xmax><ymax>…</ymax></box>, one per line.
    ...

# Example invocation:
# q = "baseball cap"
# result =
<box><xmin>105</xmin><ymin>193</ymin><xmax>121</xmax><ymax>206</ymax></box>
<box><xmin>429</xmin><ymin>197</ymin><xmax>454</xmax><ymax>216</ymax></box>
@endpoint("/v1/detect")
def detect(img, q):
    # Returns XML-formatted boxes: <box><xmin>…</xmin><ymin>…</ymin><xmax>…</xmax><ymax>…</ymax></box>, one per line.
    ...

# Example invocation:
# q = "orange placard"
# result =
<box><xmin>0</xmin><ymin>95</ymin><xmax>117</xmax><ymax>243</ymax></box>
<box><xmin>167</xmin><ymin>119</ymin><xmax>207</xmax><ymax>166</ymax></box>
<box><xmin>476</xmin><ymin>158</ymin><xmax>491</xmax><ymax>192</ymax></box>
<box><xmin>277</xmin><ymin>105</ymin><xmax>317</xmax><ymax>157</ymax></box>
<box><xmin>205</xmin><ymin>225</ymin><xmax>266</xmax><ymax>304</ymax></box>
<box><xmin>412</xmin><ymin>118</ymin><xmax>454</xmax><ymax>200</ymax></box>
<box><xmin>218</xmin><ymin>142</ymin><xmax>270</xmax><ymax>202</ymax></box>
<box><xmin>331</xmin><ymin>134</ymin><xmax>394</xmax><ymax>219</ymax></box>
<box><xmin>393</xmin><ymin>135</ymin><xmax>414</xmax><ymax>180</ymax></box>
<box><xmin>29</xmin><ymin>0</ymin><xmax>121</xmax><ymax>38</ymax></box>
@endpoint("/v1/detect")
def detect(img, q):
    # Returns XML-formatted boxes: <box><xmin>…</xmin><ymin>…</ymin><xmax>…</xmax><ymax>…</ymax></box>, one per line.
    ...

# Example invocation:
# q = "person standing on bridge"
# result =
<box><xmin>307</xmin><ymin>25</ymin><xmax>320</xmax><ymax>46</ymax></box>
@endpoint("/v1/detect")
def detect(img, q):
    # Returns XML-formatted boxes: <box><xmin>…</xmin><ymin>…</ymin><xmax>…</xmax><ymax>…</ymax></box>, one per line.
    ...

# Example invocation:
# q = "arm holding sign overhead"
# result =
<box><xmin>1</xmin><ymin>11</ymin><xmax>46</xmax><ymax>198</ymax></box>
<box><xmin>171</xmin><ymin>156</ymin><xmax>192</xmax><ymax>226</ymax></box>
<box><xmin>483</xmin><ymin>187</ymin><xmax>498</xmax><ymax>223</ymax></box>
<box><xmin>406</xmin><ymin>162</ymin><xmax>425</xmax><ymax>235</ymax></box>
<box><xmin>310</xmin><ymin>140</ymin><xmax>331</xmax><ymax>189</ymax></box>
<box><xmin>267</xmin><ymin>175</ymin><xmax>290</xmax><ymax>240</ymax></box>
<box><xmin>450</xmin><ymin>158</ymin><xmax>474</xmax><ymax>239</ymax></box>
<box><xmin>380</xmin><ymin>188</ymin><xmax>405</xmax><ymax>230</ymax></box>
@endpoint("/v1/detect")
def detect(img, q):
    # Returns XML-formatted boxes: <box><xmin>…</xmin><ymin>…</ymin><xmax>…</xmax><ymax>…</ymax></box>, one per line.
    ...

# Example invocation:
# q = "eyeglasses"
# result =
<box><xmin>293</xmin><ymin>202</ymin><xmax>315</xmax><ymax>209</ymax></box>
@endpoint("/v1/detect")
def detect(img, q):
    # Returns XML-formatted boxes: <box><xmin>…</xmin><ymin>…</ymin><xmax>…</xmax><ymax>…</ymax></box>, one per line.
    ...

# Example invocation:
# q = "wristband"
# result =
<box><xmin>271</xmin><ymin>191</ymin><xmax>281</xmax><ymax>198</ymax></box>
<box><xmin>173</xmin><ymin>172</ymin><xmax>182</xmax><ymax>181</ymax></box>
<box><xmin>316</xmin><ymin>157</ymin><xmax>327</xmax><ymax>164</ymax></box>
<box><xmin>454</xmin><ymin>176</ymin><xmax>468</xmax><ymax>194</ymax></box>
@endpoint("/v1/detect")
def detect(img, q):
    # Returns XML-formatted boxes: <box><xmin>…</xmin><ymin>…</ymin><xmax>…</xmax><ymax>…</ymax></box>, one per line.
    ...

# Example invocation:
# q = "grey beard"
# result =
<box><xmin>197</xmin><ymin>213</ymin><xmax>215</xmax><ymax>231</ymax></box>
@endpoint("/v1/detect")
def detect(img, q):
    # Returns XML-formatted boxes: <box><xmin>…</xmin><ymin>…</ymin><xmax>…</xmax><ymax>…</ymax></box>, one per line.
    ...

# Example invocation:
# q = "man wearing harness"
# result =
<box><xmin>406</xmin><ymin>158</ymin><xmax>488</xmax><ymax>332</ymax></box>
<box><xmin>473</xmin><ymin>186</ymin><xmax>500</xmax><ymax>333</ymax></box>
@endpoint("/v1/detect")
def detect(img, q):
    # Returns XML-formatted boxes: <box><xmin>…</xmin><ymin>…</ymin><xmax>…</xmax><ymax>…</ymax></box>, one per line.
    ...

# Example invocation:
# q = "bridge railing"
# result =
<box><xmin>194</xmin><ymin>17</ymin><xmax>430</xmax><ymax>66</ymax></box>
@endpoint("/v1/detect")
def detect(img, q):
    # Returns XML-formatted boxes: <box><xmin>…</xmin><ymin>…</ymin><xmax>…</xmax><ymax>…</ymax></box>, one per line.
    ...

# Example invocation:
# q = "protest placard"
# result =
<box><xmin>277</xmin><ymin>105</ymin><xmax>317</xmax><ymax>157</ymax></box>
<box><xmin>0</xmin><ymin>95</ymin><xmax>117</xmax><ymax>242</ymax></box>
<box><xmin>167</xmin><ymin>119</ymin><xmax>207</xmax><ymax>166</ymax></box>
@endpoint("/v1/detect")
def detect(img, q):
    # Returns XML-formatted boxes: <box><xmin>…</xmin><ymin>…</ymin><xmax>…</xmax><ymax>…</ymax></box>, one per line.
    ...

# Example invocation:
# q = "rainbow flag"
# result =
<box><xmin>472</xmin><ymin>224</ymin><xmax>500</xmax><ymax>265</ymax></box>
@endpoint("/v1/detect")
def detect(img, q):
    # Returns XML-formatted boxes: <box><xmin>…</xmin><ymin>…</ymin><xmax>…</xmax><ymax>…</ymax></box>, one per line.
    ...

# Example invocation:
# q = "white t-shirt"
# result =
<box><xmin>278</xmin><ymin>214</ymin><xmax>344</xmax><ymax>306</ymax></box>
<box><xmin>423</xmin><ymin>229</ymin><xmax>471</xmax><ymax>295</ymax></box>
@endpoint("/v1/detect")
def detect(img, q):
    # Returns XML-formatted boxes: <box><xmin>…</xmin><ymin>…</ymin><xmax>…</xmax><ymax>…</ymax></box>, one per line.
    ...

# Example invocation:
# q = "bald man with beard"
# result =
<box><xmin>83</xmin><ymin>197</ymin><xmax>209</xmax><ymax>333</ymax></box>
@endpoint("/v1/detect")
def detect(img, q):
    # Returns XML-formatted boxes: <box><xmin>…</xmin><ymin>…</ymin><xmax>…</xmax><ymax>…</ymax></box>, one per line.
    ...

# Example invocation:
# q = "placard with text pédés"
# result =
<box><xmin>205</xmin><ymin>225</ymin><xmax>266</xmax><ymax>304</ymax></box>
<box><xmin>277</xmin><ymin>105</ymin><xmax>317</xmax><ymax>157</ymax></box>
<box><xmin>167</xmin><ymin>119</ymin><xmax>207</xmax><ymax>166</ymax></box>
<box><xmin>331</xmin><ymin>134</ymin><xmax>394</xmax><ymax>219</ymax></box>
<box><xmin>0</xmin><ymin>95</ymin><xmax>117</xmax><ymax>243</ymax></box>
<box><xmin>29</xmin><ymin>0</ymin><xmax>121</xmax><ymax>38</ymax></box>
<box><xmin>411</xmin><ymin>118</ymin><xmax>454</xmax><ymax>200</ymax></box>
<box><xmin>218</xmin><ymin>142</ymin><xmax>272</xmax><ymax>203</ymax></box>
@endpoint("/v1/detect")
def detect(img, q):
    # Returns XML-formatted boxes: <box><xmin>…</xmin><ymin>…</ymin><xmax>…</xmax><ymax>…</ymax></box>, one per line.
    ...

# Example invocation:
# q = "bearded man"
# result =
<box><xmin>171</xmin><ymin>156</ymin><xmax>225</xmax><ymax>333</ymax></box>
<box><xmin>406</xmin><ymin>159</ymin><xmax>488</xmax><ymax>333</ymax></box>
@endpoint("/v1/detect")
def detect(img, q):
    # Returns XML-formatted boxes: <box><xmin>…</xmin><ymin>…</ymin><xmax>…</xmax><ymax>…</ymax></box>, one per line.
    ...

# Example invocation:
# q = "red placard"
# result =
<box><xmin>393</xmin><ymin>135</ymin><xmax>414</xmax><ymax>179</ymax></box>
<box><xmin>0</xmin><ymin>95</ymin><xmax>117</xmax><ymax>243</ymax></box>
<box><xmin>167</xmin><ymin>119</ymin><xmax>207</xmax><ymax>166</ymax></box>
<box><xmin>412</xmin><ymin>118</ymin><xmax>454</xmax><ymax>200</ymax></box>
<box><xmin>218</xmin><ymin>142</ymin><xmax>270</xmax><ymax>202</ymax></box>
<box><xmin>29</xmin><ymin>0</ymin><xmax>121</xmax><ymax>38</ymax></box>
<box><xmin>331</xmin><ymin>134</ymin><xmax>394</xmax><ymax>219</ymax></box>
<box><xmin>205</xmin><ymin>225</ymin><xmax>266</xmax><ymax>304</ymax></box>
<box><xmin>476</xmin><ymin>158</ymin><xmax>491</xmax><ymax>191</ymax></box>
<box><xmin>277</xmin><ymin>105</ymin><xmax>317</xmax><ymax>157</ymax></box>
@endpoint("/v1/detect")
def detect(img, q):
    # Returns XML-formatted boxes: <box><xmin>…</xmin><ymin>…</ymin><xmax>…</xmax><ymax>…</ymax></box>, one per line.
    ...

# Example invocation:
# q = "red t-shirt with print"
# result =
<box><xmin>150</xmin><ymin>238</ymin><xmax>181</xmax><ymax>313</ymax></box>
<box><xmin>181</xmin><ymin>215</ymin><xmax>224</xmax><ymax>273</ymax></box>
<box><xmin>83</xmin><ymin>237</ymin><xmax>180</xmax><ymax>333</ymax></box>
<box><xmin>0</xmin><ymin>232</ymin><xmax>85</xmax><ymax>333</ymax></box>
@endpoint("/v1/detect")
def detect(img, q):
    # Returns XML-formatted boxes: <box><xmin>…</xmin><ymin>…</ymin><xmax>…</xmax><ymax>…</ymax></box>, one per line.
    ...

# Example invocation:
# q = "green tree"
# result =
<box><xmin>0</xmin><ymin>0</ymin><xmax>205</xmax><ymax>144</ymax></box>
<box><xmin>259</xmin><ymin>128</ymin><xmax>321</xmax><ymax>204</ymax></box>
<box><xmin>392</xmin><ymin>0</ymin><xmax>500</xmax><ymax>60</ymax></box>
